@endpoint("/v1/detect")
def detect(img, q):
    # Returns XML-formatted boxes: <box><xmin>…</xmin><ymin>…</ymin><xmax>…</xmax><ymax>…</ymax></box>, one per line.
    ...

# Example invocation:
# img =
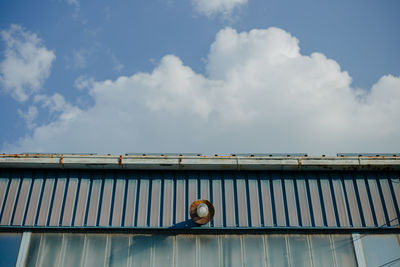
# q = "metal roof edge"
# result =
<box><xmin>0</xmin><ymin>154</ymin><xmax>400</xmax><ymax>171</ymax></box>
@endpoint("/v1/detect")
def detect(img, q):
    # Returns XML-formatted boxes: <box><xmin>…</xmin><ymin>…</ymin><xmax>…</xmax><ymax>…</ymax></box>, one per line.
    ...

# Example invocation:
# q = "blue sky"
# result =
<box><xmin>0</xmin><ymin>0</ymin><xmax>399</xmax><ymax>155</ymax></box>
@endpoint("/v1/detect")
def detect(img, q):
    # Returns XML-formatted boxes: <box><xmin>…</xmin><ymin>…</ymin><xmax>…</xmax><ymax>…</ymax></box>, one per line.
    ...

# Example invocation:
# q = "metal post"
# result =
<box><xmin>16</xmin><ymin>232</ymin><xmax>31</xmax><ymax>267</ymax></box>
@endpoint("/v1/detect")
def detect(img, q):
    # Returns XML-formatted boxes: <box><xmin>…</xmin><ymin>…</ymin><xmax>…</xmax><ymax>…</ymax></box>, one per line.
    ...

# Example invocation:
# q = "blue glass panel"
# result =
<box><xmin>0</xmin><ymin>233</ymin><xmax>22</xmax><ymax>267</ymax></box>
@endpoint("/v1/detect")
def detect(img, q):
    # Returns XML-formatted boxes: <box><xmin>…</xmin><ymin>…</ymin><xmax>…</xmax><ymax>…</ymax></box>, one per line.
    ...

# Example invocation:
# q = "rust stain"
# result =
<box><xmin>119</xmin><ymin>155</ymin><xmax>122</xmax><ymax>165</ymax></box>
<box><xmin>60</xmin><ymin>155</ymin><xmax>63</xmax><ymax>165</ymax></box>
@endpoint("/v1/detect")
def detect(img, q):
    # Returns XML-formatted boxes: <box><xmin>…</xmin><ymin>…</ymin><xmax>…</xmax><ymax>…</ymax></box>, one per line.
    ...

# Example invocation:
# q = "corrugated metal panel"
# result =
<box><xmin>0</xmin><ymin>169</ymin><xmax>399</xmax><ymax>229</ymax></box>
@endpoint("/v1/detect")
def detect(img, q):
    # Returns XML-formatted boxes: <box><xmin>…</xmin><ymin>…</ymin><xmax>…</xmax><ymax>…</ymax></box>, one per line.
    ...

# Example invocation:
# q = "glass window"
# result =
<box><xmin>288</xmin><ymin>235</ymin><xmax>311</xmax><ymax>267</ymax></box>
<box><xmin>0</xmin><ymin>233</ymin><xmax>22</xmax><ymax>267</ymax></box>
<box><xmin>362</xmin><ymin>235</ymin><xmax>400</xmax><ymax>267</ymax></box>
<box><xmin>22</xmin><ymin>233</ymin><xmax>360</xmax><ymax>267</ymax></box>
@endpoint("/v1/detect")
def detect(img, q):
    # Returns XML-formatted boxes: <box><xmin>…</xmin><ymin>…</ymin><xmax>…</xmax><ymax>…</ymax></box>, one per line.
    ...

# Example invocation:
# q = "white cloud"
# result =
<box><xmin>0</xmin><ymin>25</ymin><xmax>56</xmax><ymax>102</ymax></box>
<box><xmin>65</xmin><ymin>48</ymin><xmax>90</xmax><ymax>69</ymax></box>
<box><xmin>66</xmin><ymin>0</ymin><xmax>80</xmax><ymax>18</ymax></box>
<box><xmin>3</xmin><ymin>27</ymin><xmax>400</xmax><ymax>154</ymax></box>
<box><xmin>18</xmin><ymin>106</ymin><xmax>38</xmax><ymax>129</ymax></box>
<box><xmin>192</xmin><ymin>0</ymin><xmax>247</xmax><ymax>17</ymax></box>
<box><xmin>74</xmin><ymin>75</ymin><xmax>94</xmax><ymax>90</ymax></box>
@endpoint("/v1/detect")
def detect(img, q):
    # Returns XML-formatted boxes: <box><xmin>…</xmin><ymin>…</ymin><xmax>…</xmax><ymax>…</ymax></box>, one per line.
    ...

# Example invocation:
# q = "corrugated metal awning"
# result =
<box><xmin>0</xmin><ymin>169</ymin><xmax>399</xmax><ymax>230</ymax></box>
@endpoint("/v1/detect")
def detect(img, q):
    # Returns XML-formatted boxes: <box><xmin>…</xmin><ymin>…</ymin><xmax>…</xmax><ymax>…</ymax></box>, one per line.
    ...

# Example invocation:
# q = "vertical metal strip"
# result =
<box><xmin>34</xmin><ymin>171</ymin><xmax>47</xmax><ymax>226</ymax></box>
<box><xmin>245</xmin><ymin>173</ymin><xmax>252</xmax><ymax>227</ymax></box>
<box><xmin>328</xmin><ymin>174</ymin><xmax>341</xmax><ymax>227</ymax></box>
<box><xmin>233</xmin><ymin>172</ymin><xmax>239</xmax><ymax>227</ymax></box>
<box><xmin>363</xmin><ymin>175</ymin><xmax>378</xmax><ymax>226</ymax></box>
<box><xmin>159</xmin><ymin>173</ymin><xmax>165</xmax><ymax>227</ymax></box>
<box><xmin>121</xmin><ymin>171</ymin><xmax>129</xmax><ymax>227</ymax></box>
<box><xmin>16</xmin><ymin>232</ymin><xmax>31</xmax><ymax>267</ymax></box>
<box><xmin>185</xmin><ymin>171</ymin><xmax>189</xmax><ymax>221</ymax></box>
<box><xmin>387</xmin><ymin>173</ymin><xmax>400</xmax><ymax>225</ymax></box>
<box><xmin>46</xmin><ymin>172</ymin><xmax>58</xmax><ymax>226</ymax></box>
<box><xmin>281</xmin><ymin>173</ymin><xmax>289</xmax><ymax>227</ymax></box>
<box><xmin>352</xmin><ymin>233</ymin><xmax>367</xmax><ymax>267</ymax></box>
<box><xmin>293</xmin><ymin>174</ymin><xmax>302</xmax><ymax>226</ymax></box>
<box><xmin>286</xmin><ymin>235</ymin><xmax>291</xmax><ymax>267</ymax></box>
<box><xmin>96</xmin><ymin>177</ymin><xmax>105</xmax><ymax>227</ymax></box>
<box><xmin>269</xmin><ymin>175</ymin><xmax>277</xmax><ymax>226</ymax></box>
<box><xmin>209</xmin><ymin>171</ymin><xmax>214</xmax><ymax>227</ymax></box>
<box><xmin>71</xmin><ymin>173</ymin><xmax>82</xmax><ymax>227</ymax></box>
<box><xmin>84</xmin><ymin>174</ymin><xmax>93</xmax><ymax>226</ymax></box>
<box><xmin>172</xmin><ymin>173</ymin><xmax>177</xmax><ymax>225</ymax></box>
<box><xmin>221</xmin><ymin>172</ymin><xmax>226</xmax><ymax>227</ymax></box>
<box><xmin>305</xmin><ymin>174</ymin><xmax>315</xmax><ymax>227</ymax></box>
<box><xmin>109</xmin><ymin>173</ymin><xmax>117</xmax><ymax>226</ymax></box>
<box><xmin>340</xmin><ymin>175</ymin><xmax>353</xmax><ymax>227</ymax></box>
<box><xmin>375</xmin><ymin>174</ymin><xmax>390</xmax><ymax>225</ymax></box>
<box><xmin>329</xmin><ymin>235</ymin><xmax>338</xmax><ymax>267</ymax></box>
<box><xmin>59</xmin><ymin>170</ymin><xmax>70</xmax><ymax>226</ymax></box>
<box><xmin>10</xmin><ymin>173</ymin><xmax>23</xmax><ymax>225</ymax></box>
<box><xmin>22</xmin><ymin>172</ymin><xmax>34</xmax><ymax>226</ymax></box>
<box><xmin>0</xmin><ymin>172</ymin><xmax>11</xmax><ymax>222</ymax></box>
<box><xmin>197</xmin><ymin>172</ymin><xmax>201</xmax><ymax>199</ymax></box>
<box><xmin>146</xmin><ymin>172</ymin><xmax>153</xmax><ymax>227</ymax></box>
<box><xmin>257</xmin><ymin>172</ymin><xmax>265</xmax><ymax>227</ymax></box>
<box><xmin>352</xmin><ymin>174</ymin><xmax>366</xmax><ymax>227</ymax></box>
<box><xmin>133</xmin><ymin>174</ymin><xmax>141</xmax><ymax>227</ymax></box>
<box><xmin>316</xmin><ymin>174</ymin><xmax>327</xmax><ymax>227</ymax></box>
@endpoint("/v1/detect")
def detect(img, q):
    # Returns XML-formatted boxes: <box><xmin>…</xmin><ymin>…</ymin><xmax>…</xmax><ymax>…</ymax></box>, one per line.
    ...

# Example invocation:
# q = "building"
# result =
<box><xmin>0</xmin><ymin>153</ymin><xmax>400</xmax><ymax>266</ymax></box>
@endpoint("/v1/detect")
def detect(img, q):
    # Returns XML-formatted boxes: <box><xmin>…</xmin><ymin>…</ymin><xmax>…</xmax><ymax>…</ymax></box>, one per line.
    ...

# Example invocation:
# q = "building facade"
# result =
<box><xmin>0</xmin><ymin>154</ymin><xmax>400</xmax><ymax>266</ymax></box>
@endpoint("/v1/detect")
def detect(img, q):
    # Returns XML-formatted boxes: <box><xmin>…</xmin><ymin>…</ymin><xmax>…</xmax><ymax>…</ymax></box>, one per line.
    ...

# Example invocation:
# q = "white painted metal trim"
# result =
<box><xmin>16</xmin><ymin>232</ymin><xmax>31</xmax><ymax>267</ymax></box>
<box><xmin>0</xmin><ymin>154</ymin><xmax>399</xmax><ymax>171</ymax></box>
<box><xmin>352</xmin><ymin>233</ymin><xmax>367</xmax><ymax>267</ymax></box>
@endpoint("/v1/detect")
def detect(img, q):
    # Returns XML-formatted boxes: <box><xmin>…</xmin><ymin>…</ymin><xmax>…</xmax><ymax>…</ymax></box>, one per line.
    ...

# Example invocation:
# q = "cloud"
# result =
<box><xmin>0</xmin><ymin>25</ymin><xmax>56</xmax><ymax>102</ymax></box>
<box><xmin>192</xmin><ymin>0</ymin><xmax>247</xmax><ymax>17</ymax></box>
<box><xmin>18</xmin><ymin>106</ymin><xmax>38</xmax><ymax>129</ymax></box>
<box><xmin>65</xmin><ymin>48</ymin><xmax>91</xmax><ymax>69</ymax></box>
<box><xmin>66</xmin><ymin>0</ymin><xmax>80</xmax><ymax>18</ymax></box>
<box><xmin>3</xmin><ymin>27</ymin><xmax>400</xmax><ymax>154</ymax></box>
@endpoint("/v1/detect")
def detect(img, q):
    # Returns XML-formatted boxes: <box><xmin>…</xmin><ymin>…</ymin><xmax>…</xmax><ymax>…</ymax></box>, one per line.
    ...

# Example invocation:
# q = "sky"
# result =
<box><xmin>0</xmin><ymin>0</ymin><xmax>399</xmax><ymax>156</ymax></box>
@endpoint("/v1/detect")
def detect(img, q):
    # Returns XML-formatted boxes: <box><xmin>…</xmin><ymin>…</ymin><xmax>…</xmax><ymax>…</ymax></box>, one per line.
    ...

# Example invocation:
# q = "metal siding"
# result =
<box><xmin>99</xmin><ymin>175</ymin><xmax>114</xmax><ymax>226</ymax></box>
<box><xmin>272</xmin><ymin>176</ymin><xmax>286</xmax><ymax>226</ymax></box>
<box><xmin>136</xmin><ymin>173</ymin><xmax>149</xmax><ymax>227</ymax></box>
<box><xmin>162</xmin><ymin>174</ymin><xmax>173</xmax><ymax>227</ymax></box>
<box><xmin>296</xmin><ymin>176</ymin><xmax>311</xmax><ymax>227</ymax></box>
<box><xmin>260</xmin><ymin>178</ymin><xmax>273</xmax><ymax>226</ymax></box>
<box><xmin>24</xmin><ymin>177</ymin><xmax>43</xmax><ymax>226</ymax></box>
<box><xmin>366</xmin><ymin>175</ymin><xmax>386</xmax><ymax>226</ymax></box>
<box><xmin>150</xmin><ymin>174</ymin><xmax>161</xmax><ymax>227</ymax></box>
<box><xmin>111</xmin><ymin>176</ymin><xmax>125</xmax><ymax>226</ymax></box>
<box><xmin>331</xmin><ymin>176</ymin><xmax>350</xmax><ymax>227</ymax></box>
<box><xmin>320</xmin><ymin>179</ymin><xmax>336</xmax><ymax>227</ymax></box>
<box><xmin>123</xmin><ymin>177</ymin><xmax>137</xmax><ymax>227</ymax></box>
<box><xmin>175</xmin><ymin>174</ymin><xmax>185</xmax><ymax>225</ymax></box>
<box><xmin>379</xmin><ymin>178</ymin><xmax>398</xmax><ymax>226</ymax></box>
<box><xmin>0</xmin><ymin>169</ymin><xmax>399</xmax><ymax>230</ymax></box>
<box><xmin>356</xmin><ymin>179</ymin><xmax>374</xmax><ymax>226</ymax></box>
<box><xmin>285</xmin><ymin>178</ymin><xmax>298</xmax><ymax>227</ymax></box>
<box><xmin>61</xmin><ymin>176</ymin><xmax>78</xmax><ymax>226</ymax></box>
<box><xmin>343</xmin><ymin>177</ymin><xmax>362</xmax><ymax>227</ymax></box>
<box><xmin>212</xmin><ymin>176</ymin><xmax>223</xmax><ymax>227</ymax></box>
<box><xmin>236</xmin><ymin>174</ymin><xmax>248</xmax><ymax>227</ymax></box>
<box><xmin>1</xmin><ymin>177</ymin><xmax>20</xmax><ymax>225</ymax></box>
<box><xmin>224</xmin><ymin>175</ymin><xmax>236</xmax><ymax>227</ymax></box>
<box><xmin>74</xmin><ymin>177</ymin><xmax>90</xmax><ymax>227</ymax></box>
<box><xmin>12</xmin><ymin>176</ymin><xmax>31</xmax><ymax>225</ymax></box>
<box><xmin>86</xmin><ymin>178</ymin><xmax>101</xmax><ymax>226</ymax></box>
<box><xmin>247</xmin><ymin>174</ymin><xmax>261</xmax><ymax>227</ymax></box>
<box><xmin>48</xmin><ymin>177</ymin><xmax>66</xmax><ymax>226</ymax></box>
<box><xmin>308</xmin><ymin>177</ymin><xmax>324</xmax><ymax>227</ymax></box>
